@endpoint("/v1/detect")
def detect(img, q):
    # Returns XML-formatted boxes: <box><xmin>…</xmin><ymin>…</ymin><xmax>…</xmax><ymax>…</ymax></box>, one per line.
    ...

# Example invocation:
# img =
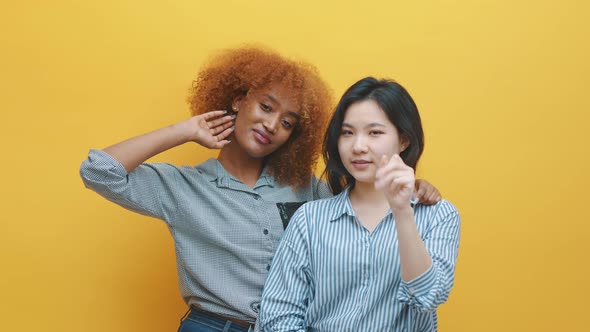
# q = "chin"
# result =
<box><xmin>246</xmin><ymin>145</ymin><xmax>275</xmax><ymax>159</ymax></box>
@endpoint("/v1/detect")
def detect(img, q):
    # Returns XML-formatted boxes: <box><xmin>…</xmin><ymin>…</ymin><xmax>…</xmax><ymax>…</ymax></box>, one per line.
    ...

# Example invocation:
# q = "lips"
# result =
<box><xmin>351</xmin><ymin>159</ymin><xmax>372</xmax><ymax>170</ymax></box>
<box><xmin>253</xmin><ymin>129</ymin><xmax>272</xmax><ymax>145</ymax></box>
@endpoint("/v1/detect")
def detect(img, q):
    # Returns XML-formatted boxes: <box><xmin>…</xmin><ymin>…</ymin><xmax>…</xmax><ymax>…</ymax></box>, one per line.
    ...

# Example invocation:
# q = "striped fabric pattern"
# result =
<box><xmin>260</xmin><ymin>188</ymin><xmax>460</xmax><ymax>332</ymax></box>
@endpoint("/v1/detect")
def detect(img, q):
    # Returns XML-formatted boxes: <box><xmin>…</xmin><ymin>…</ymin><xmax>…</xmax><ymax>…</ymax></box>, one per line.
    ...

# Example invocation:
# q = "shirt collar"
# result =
<box><xmin>327</xmin><ymin>187</ymin><xmax>418</xmax><ymax>222</ymax></box>
<box><xmin>196</xmin><ymin>158</ymin><xmax>275</xmax><ymax>189</ymax></box>
<box><xmin>328</xmin><ymin>186</ymin><xmax>357</xmax><ymax>222</ymax></box>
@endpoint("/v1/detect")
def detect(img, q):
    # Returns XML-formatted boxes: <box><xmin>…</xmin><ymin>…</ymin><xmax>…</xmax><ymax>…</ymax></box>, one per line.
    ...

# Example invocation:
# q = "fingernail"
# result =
<box><xmin>230</xmin><ymin>125</ymin><xmax>235</xmax><ymax>130</ymax></box>
<box><xmin>230</xmin><ymin>114</ymin><xmax>236</xmax><ymax>119</ymax></box>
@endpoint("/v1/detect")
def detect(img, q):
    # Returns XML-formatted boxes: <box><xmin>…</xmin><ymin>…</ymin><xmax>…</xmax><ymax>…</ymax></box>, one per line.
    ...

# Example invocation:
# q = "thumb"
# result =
<box><xmin>379</xmin><ymin>155</ymin><xmax>389</xmax><ymax>168</ymax></box>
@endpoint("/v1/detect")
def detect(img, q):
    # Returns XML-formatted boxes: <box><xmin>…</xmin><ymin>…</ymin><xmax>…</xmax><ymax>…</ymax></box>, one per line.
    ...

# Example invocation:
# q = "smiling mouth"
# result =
<box><xmin>253</xmin><ymin>129</ymin><xmax>272</xmax><ymax>145</ymax></box>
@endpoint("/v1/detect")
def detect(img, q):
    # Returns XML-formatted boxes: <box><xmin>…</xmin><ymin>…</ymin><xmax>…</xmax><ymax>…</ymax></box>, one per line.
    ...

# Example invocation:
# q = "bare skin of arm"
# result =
<box><xmin>104</xmin><ymin>111</ymin><xmax>234</xmax><ymax>173</ymax></box>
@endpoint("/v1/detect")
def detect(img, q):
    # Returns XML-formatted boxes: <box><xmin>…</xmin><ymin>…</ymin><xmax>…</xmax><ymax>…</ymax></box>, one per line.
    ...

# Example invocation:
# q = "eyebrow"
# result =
<box><xmin>342</xmin><ymin>122</ymin><xmax>386</xmax><ymax>128</ymax></box>
<box><xmin>264</xmin><ymin>94</ymin><xmax>301</xmax><ymax>120</ymax></box>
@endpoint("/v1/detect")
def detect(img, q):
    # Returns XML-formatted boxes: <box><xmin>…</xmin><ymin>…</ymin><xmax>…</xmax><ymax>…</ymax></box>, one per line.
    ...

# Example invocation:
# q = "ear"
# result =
<box><xmin>400</xmin><ymin>135</ymin><xmax>410</xmax><ymax>152</ymax></box>
<box><xmin>232</xmin><ymin>94</ymin><xmax>246</xmax><ymax>113</ymax></box>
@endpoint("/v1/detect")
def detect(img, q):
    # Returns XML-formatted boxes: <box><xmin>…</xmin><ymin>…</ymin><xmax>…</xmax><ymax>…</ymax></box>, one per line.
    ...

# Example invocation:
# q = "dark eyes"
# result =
<box><xmin>260</xmin><ymin>102</ymin><xmax>295</xmax><ymax>129</ymax></box>
<box><xmin>340</xmin><ymin>130</ymin><xmax>384</xmax><ymax>136</ymax></box>
<box><xmin>282</xmin><ymin>120</ymin><xmax>293</xmax><ymax>129</ymax></box>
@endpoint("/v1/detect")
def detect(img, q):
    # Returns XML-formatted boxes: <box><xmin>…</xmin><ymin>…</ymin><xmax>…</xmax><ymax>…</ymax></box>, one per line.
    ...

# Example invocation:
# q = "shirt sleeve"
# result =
<box><xmin>260</xmin><ymin>205</ymin><xmax>311</xmax><ymax>332</ymax></box>
<box><xmin>397</xmin><ymin>200</ymin><xmax>461</xmax><ymax>312</ymax></box>
<box><xmin>79</xmin><ymin>149</ymin><xmax>183</xmax><ymax>224</ymax></box>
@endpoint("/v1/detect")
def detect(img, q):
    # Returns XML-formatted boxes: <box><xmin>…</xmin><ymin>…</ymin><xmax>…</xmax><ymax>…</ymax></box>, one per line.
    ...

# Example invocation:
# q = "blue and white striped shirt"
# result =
<box><xmin>260</xmin><ymin>188</ymin><xmax>460</xmax><ymax>332</ymax></box>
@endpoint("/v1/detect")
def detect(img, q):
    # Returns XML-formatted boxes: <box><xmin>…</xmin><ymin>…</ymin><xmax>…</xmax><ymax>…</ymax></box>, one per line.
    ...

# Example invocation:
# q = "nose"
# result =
<box><xmin>352</xmin><ymin>135</ymin><xmax>368</xmax><ymax>154</ymax></box>
<box><xmin>263</xmin><ymin>113</ymin><xmax>280</xmax><ymax>134</ymax></box>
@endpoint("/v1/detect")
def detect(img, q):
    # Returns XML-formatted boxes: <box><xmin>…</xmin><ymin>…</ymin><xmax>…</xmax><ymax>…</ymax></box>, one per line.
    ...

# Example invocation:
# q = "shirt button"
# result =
<box><xmin>263</xmin><ymin>229</ymin><xmax>269</xmax><ymax>235</ymax></box>
<box><xmin>266</xmin><ymin>264</ymin><xmax>271</xmax><ymax>271</ymax></box>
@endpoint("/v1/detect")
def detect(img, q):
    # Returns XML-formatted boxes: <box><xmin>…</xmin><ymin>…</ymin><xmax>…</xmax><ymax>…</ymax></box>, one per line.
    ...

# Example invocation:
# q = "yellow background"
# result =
<box><xmin>1</xmin><ymin>0</ymin><xmax>589</xmax><ymax>331</ymax></box>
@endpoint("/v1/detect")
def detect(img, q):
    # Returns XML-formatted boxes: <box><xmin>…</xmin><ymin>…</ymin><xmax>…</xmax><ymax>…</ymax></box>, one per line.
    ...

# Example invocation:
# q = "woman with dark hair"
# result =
<box><xmin>80</xmin><ymin>49</ymin><xmax>441</xmax><ymax>332</ymax></box>
<box><xmin>260</xmin><ymin>77</ymin><xmax>460</xmax><ymax>331</ymax></box>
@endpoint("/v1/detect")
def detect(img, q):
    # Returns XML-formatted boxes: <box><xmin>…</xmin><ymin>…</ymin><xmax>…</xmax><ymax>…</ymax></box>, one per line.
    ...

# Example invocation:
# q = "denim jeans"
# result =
<box><xmin>178</xmin><ymin>307</ymin><xmax>252</xmax><ymax>332</ymax></box>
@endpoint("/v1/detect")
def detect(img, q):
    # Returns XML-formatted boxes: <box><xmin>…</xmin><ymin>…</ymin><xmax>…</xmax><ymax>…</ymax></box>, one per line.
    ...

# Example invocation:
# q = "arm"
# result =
<box><xmin>397</xmin><ymin>204</ymin><xmax>460</xmax><ymax>311</ymax></box>
<box><xmin>79</xmin><ymin>111</ymin><xmax>234</xmax><ymax>221</ymax></box>
<box><xmin>376</xmin><ymin>154</ymin><xmax>432</xmax><ymax>281</ymax></box>
<box><xmin>260</xmin><ymin>208</ymin><xmax>311</xmax><ymax>332</ymax></box>
<box><xmin>375</xmin><ymin>154</ymin><xmax>460</xmax><ymax>311</ymax></box>
<box><xmin>104</xmin><ymin>111</ymin><xmax>234</xmax><ymax>172</ymax></box>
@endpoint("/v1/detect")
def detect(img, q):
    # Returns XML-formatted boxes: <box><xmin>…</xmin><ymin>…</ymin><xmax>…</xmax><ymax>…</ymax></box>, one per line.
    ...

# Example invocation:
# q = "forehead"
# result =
<box><xmin>250</xmin><ymin>83</ymin><xmax>300</xmax><ymax>114</ymax></box>
<box><xmin>343</xmin><ymin>100</ymin><xmax>392</xmax><ymax>126</ymax></box>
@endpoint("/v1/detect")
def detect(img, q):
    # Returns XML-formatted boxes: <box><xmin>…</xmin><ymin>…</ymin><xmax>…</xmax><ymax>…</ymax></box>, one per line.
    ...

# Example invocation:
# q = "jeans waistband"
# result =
<box><xmin>185</xmin><ymin>306</ymin><xmax>253</xmax><ymax>332</ymax></box>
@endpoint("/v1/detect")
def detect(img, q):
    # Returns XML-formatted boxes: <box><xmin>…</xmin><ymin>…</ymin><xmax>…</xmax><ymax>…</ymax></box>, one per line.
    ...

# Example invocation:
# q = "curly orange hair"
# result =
<box><xmin>188</xmin><ymin>46</ymin><xmax>333</xmax><ymax>187</ymax></box>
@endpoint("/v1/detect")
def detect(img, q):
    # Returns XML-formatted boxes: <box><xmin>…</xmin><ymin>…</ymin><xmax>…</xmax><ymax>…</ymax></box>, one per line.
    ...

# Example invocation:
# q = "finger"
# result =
<box><xmin>375</xmin><ymin>169</ymin><xmax>397</xmax><ymax>191</ymax></box>
<box><xmin>392</xmin><ymin>175</ymin><xmax>414</xmax><ymax>188</ymax></box>
<box><xmin>428</xmin><ymin>190</ymin><xmax>442</xmax><ymax>204</ymax></box>
<box><xmin>389</xmin><ymin>177</ymin><xmax>413</xmax><ymax>198</ymax></box>
<box><xmin>207</xmin><ymin>114</ymin><xmax>235</xmax><ymax>129</ymax></box>
<box><xmin>388</xmin><ymin>155</ymin><xmax>412</xmax><ymax>172</ymax></box>
<box><xmin>201</xmin><ymin>110</ymin><xmax>229</xmax><ymax>120</ymax></box>
<box><xmin>210</xmin><ymin>120</ymin><xmax>234</xmax><ymax>135</ymax></box>
<box><xmin>379</xmin><ymin>155</ymin><xmax>389</xmax><ymax>168</ymax></box>
<box><xmin>215</xmin><ymin>125</ymin><xmax>235</xmax><ymax>141</ymax></box>
<box><xmin>376</xmin><ymin>157</ymin><xmax>403</xmax><ymax>178</ymax></box>
<box><xmin>419</xmin><ymin>182</ymin><xmax>434</xmax><ymax>202</ymax></box>
<box><xmin>415</xmin><ymin>183</ymin><xmax>426</xmax><ymax>202</ymax></box>
<box><xmin>375</xmin><ymin>167</ymin><xmax>406</xmax><ymax>188</ymax></box>
<box><xmin>211</xmin><ymin>139</ymin><xmax>231</xmax><ymax>149</ymax></box>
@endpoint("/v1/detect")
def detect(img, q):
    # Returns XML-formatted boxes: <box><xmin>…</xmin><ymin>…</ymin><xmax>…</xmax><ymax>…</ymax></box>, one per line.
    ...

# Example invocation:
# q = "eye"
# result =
<box><xmin>260</xmin><ymin>103</ymin><xmax>271</xmax><ymax>112</ymax></box>
<box><xmin>370</xmin><ymin>130</ymin><xmax>384</xmax><ymax>136</ymax></box>
<box><xmin>282</xmin><ymin>119</ymin><xmax>293</xmax><ymax>129</ymax></box>
<box><xmin>340</xmin><ymin>129</ymin><xmax>353</xmax><ymax>136</ymax></box>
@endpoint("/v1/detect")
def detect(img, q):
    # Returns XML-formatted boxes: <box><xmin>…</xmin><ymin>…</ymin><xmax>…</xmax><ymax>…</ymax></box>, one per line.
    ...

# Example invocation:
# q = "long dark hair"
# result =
<box><xmin>322</xmin><ymin>77</ymin><xmax>425</xmax><ymax>195</ymax></box>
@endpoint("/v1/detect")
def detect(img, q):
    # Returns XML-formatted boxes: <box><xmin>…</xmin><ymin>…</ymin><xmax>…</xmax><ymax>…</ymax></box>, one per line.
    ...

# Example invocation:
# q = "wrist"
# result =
<box><xmin>390</xmin><ymin>204</ymin><xmax>414</xmax><ymax>220</ymax></box>
<box><xmin>170</xmin><ymin>120</ymin><xmax>194</xmax><ymax>144</ymax></box>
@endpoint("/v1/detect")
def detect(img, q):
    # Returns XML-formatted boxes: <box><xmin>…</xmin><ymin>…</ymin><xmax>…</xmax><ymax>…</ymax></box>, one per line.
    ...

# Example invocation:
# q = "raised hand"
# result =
<box><xmin>374</xmin><ymin>154</ymin><xmax>415</xmax><ymax>212</ymax></box>
<box><xmin>187</xmin><ymin>110</ymin><xmax>235</xmax><ymax>149</ymax></box>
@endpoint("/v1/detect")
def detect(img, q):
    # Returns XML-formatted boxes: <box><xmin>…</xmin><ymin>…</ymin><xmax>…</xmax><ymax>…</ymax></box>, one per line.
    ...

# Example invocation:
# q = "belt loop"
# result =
<box><xmin>223</xmin><ymin>320</ymin><xmax>232</xmax><ymax>332</ymax></box>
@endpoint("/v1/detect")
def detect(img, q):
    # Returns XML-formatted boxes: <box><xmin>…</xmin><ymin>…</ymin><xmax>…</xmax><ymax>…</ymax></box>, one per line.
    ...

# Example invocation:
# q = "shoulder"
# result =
<box><xmin>414</xmin><ymin>199</ymin><xmax>460</xmax><ymax>230</ymax></box>
<box><xmin>309</xmin><ymin>176</ymin><xmax>334</xmax><ymax>199</ymax></box>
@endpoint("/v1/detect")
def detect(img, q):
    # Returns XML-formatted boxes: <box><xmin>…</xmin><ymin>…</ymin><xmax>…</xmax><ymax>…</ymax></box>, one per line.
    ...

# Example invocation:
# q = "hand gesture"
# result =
<box><xmin>374</xmin><ymin>154</ymin><xmax>415</xmax><ymax>212</ymax></box>
<box><xmin>187</xmin><ymin>110</ymin><xmax>235</xmax><ymax>149</ymax></box>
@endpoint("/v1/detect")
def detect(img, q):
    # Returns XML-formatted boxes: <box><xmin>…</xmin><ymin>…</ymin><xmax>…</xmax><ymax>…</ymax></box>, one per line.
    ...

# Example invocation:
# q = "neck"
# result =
<box><xmin>348</xmin><ymin>180</ymin><xmax>391</xmax><ymax>233</ymax></box>
<box><xmin>349</xmin><ymin>180</ymin><xmax>388</xmax><ymax>207</ymax></box>
<box><xmin>217</xmin><ymin>142</ymin><xmax>264</xmax><ymax>188</ymax></box>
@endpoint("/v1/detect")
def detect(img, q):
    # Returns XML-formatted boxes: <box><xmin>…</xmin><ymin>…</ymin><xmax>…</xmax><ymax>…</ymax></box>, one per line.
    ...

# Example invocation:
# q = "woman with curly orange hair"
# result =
<box><xmin>80</xmin><ymin>46</ymin><xmax>441</xmax><ymax>332</ymax></box>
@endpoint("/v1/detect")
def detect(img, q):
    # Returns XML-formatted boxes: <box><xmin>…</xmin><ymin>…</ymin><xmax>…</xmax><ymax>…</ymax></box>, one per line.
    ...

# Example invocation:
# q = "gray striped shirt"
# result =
<box><xmin>260</xmin><ymin>188</ymin><xmax>460</xmax><ymax>331</ymax></box>
<box><xmin>80</xmin><ymin>149</ymin><xmax>332</xmax><ymax>323</ymax></box>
